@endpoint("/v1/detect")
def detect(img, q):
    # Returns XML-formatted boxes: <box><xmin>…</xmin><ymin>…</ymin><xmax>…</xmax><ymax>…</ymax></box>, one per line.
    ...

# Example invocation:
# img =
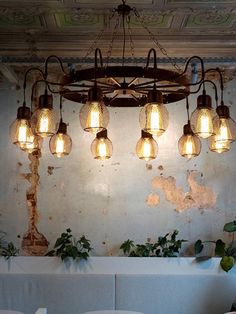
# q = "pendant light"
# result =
<box><xmin>208</xmin><ymin>134</ymin><xmax>230</xmax><ymax>154</ymax></box>
<box><xmin>9</xmin><ymin>101</ymin><xmax>34</xmax><ymax>148</ymax></box>
<box><xmin>21</xmin><ymin>135</ymin><xmax>43</xmax><ymax>154</ymax></box>
<box><xmin>190</xmin><ymin>89</ymin><xmax>215</xmax><ymax>138</ymax></box>
<box><xmin>136</xmin><ymin>130</ymin><xmax>158</xmax><ymax>161</ymax></box>
<box><xmin>91</xmin><ymin>129</ymin><xmax>113</xmax><ymax>160</ymax></box>
<box><xmin>79</xmin><ymin>84</ymin><xmax>109</xmax><ymax>134</ymax></box>
<box><xmin>49</xmin><ymin>96</ymin><xmax>72</xmax><ymax>158</ymax></box>
<box><xmin>212</xmin><ymin>102</ymin><xmax>236</xmax><ymax>144</ymax></box>
<box><xmin>139</xmin><ymin>88</ymin><xmax>169</xmax><ymax>136</ymax></box>
<box><xmin>31</xmin><ymin>89</ymin><xmax>58</xmax><ymax>138</ymax></box>
<box><xmin>179</xmin><ymin>98</ymin><xmax>201</xmax><ymax>159</ymax></box>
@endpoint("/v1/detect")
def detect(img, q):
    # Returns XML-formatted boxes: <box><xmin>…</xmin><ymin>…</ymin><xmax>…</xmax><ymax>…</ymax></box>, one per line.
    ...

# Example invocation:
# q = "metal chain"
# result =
<box><xmin>83</xmin><ymin>10</ymin><xmax>116</xmax><ymax>60</ymax></box>
<box><xmin>133</xmin><ymin>8</ymin><xmax>182</xmax><ymax>73</ymax></box>
<box><xmin>105</xmin><ymin>15</ymin><xmax>120</xmax><ymax>67</ymax></box>
<box><xmin>127</xmin><ymin>15</ymin><xmax>135</xmax><ymax>64</ymax></box>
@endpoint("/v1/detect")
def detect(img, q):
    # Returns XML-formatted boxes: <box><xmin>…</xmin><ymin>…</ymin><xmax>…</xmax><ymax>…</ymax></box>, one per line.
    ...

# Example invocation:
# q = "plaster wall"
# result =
<box><xmin>0</xmin><ymin>76</ymin><xmax>236</xmax><ymax>256</ymax></box>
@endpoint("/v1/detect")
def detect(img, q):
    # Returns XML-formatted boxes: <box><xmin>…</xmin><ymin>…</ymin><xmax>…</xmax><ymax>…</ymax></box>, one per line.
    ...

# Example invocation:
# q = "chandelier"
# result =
<box><xmin>9</xmin><ymin>0</ymin><xmax>236</xmax><ymax>161</ymax></box>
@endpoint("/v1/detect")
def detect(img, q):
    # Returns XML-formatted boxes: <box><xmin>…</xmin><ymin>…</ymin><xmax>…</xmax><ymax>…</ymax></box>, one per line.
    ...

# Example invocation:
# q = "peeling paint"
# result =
<box><xmin>21</xmin><ymin>150</ymin><xmax>49</xmax><ymax>255</ymax></box>
<box><xmin>150</xmin><ymin>170</ymin><xmax>217</xmax><ymax>212</ymax></box>
<box><xmin>146</xmin><ymin>193</ymin><xmax>160</xmax><ymax>207</ymax></box>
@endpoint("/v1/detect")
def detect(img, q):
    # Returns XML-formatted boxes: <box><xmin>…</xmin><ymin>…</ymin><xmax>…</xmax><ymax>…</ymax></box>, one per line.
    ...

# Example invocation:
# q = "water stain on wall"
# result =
<box><xmin>20</xmin><ymin>150</ymin><xmax>49</xmax><ymax>255</ymax></box>
<box><xmin>149</xmin><ymin>170</ymin><xmax>217</xmax><ymax>212</ymax></box>
<box><xmin>146</xmin><ymin>193</ymin><xmax>160</xmax><ymax>206</ymax></box>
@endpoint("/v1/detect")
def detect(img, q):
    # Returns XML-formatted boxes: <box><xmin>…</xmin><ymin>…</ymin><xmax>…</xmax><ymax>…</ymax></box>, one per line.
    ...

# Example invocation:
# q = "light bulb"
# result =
<box><xmin>10</xmin><ymin>105</ymin><xmax>34</xmax><ymax>147</ymax></box>
<box><xmin>139</xmin><ymin>90</ymin><xmax>169</xmax><ymax>136</ymax></box>
<box><xmin>79</xmin><ymin>86</ymin><xmax>109</xmax><ymax>134</ymax></box>
<box><xmin>191</xmin><ymin>108</ymin><xmax>214</xmax><ymax>138</ymax></box>
<box><xmin>91</xmin><ymin>129</ymin><xmax>113</xmax><ymax>160</ymax></box>
<box><xmin>178</xmin><ymin>123</ymin><xmax>201</xmax><ymax>159</ymax></box>
<box><xmin>21</xmin><ymin>135</ymin><xmax>42</xmax><ymax>153</ymax></box>
<box><xmin>80</xmin><ymin>101</ymin><xmax>109</xmax><ymax>134</ymax></box>
<box><xmin>190</xmin><ymin>91</ymin><xmax>215</xmax><ymax>138</ymax></box>
<box><xmin>212</xmin><ymin>105</ymin><xmax>236</xmax><ymax>144</ymax></box>
<box><xmin>136</xmin><ymin>130</ymin><xmax>158</xmax><ymax>161</ymax></box>
<box><xmin>208</xmin><ymin>135</ymin><xmax>230</xmax><ymax>154</ymax></box>
<box><xmin>49</xmin><ymin>121</ymin><xmax>72</xmax><ymax>158</ymax></box>
<box><xmin>31</xmin><ymin>91</ymin><xmax>57</xmax><ymax>138</ymax></box>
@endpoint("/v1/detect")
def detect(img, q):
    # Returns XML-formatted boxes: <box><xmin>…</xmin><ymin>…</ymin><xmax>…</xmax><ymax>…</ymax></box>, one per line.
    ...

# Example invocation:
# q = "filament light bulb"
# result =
<box><xmin>139</xmin><ymin>90</ymin><xmax>169</xmax><ymax>136</ymax></box>
<box><xmin>178</xmin><ymin>123</ymin><xmax>201</xmax><ymax>159</ymax></box>
<box><xmin>91</xmin><ymin>129</ymin><xmax>113</xmax><ymax>160</ymax></box>
<box><xmin>49</xmin><ymin>121</ymin><xmax>72</xmax><ymax>158</ymax></box>
<box><xmin>136</xmin><ymin>130</ymin><xmax>158</xmax><ymax>161</ymax></box>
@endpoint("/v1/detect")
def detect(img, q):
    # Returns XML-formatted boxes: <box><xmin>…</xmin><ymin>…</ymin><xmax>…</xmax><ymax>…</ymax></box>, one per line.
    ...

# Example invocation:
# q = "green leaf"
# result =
<box><xmin>215</xmin><ymin>239</ymin><xmax>226</xmax><ymax>257</ymax></box>
<box><xmin>220</xmin><ymin>256</ymin><xmax>235</xmax><ymax>272</ymax></box>
<box><xmin>194</xmin><ymin>240</ymin><xmax>204</xmax><ymax>255</ymax></box>
<box><xmin>120</xmin><ymin>239</ymin><xmax>135</xmax><ymax>255</ymax></box>
<box><xmin>223</xmin><ymin>221</ymin><xmax>236</xmax><ymax>233</ymax></box>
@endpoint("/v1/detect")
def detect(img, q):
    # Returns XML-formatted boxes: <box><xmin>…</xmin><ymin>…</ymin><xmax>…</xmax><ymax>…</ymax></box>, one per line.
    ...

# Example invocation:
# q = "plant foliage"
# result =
<box><xmin>46</xmin><ymin>228</ymin><xmax>92</xmax><ymax>261</ymax></box>
<box><xmin>120</xmin><ymin>230</ymin><xmax>187</xmax><ymax>257</ymax></box>
<box><xmin>0</xmin><ymin>232</ymin><xmax>19</xmax><ymax>260</ymax></box>
<box><xmin>194</xmin><ymin>221</ymin><xmax>236</xmax><ymax>272</ymax></box>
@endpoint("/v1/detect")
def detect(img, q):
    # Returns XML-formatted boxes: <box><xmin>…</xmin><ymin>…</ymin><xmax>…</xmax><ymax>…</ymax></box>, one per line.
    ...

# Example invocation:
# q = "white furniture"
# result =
<box><xmin>0</xmin><ymin>311</ymin><xmax>24</xmax><ymax>314</ymax></box>
<box><xmin>82</xmin><ymin>312</ymin><xmax>145</xmax><ymax>314</ymax></box>
<box><xmin>0</xmin><ymin>257</ymin><xmax>236</xmax><ymax>314</ymax></box>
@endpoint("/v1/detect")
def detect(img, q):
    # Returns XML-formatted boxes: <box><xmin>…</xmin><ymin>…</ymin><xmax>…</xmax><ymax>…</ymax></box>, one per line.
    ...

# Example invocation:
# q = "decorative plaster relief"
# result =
<box><xmin>149</xmin><ymin>170</ymin><xmax>217</xmax><ymax>212</ymax></box>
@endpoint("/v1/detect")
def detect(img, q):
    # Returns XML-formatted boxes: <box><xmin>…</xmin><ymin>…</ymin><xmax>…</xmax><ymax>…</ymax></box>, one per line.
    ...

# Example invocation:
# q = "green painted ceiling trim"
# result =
<box><xmin>56</xmin><ymin>13</ymin><xmax>103</xmax><ymax>27</ymax></box>
<box><xmin>186</xmin><ymin>13</ymin><xmax>235</xmax><ymax>27</ymax></box>
<box><xmin>129</xmin><ymin>14</ymin><xmax>173</xmax><ymax>28</ymax></box>
<box><xmin>0</xmin><ymin>14</ymin><xmax>41</xmax><ymax>26</ymax></box>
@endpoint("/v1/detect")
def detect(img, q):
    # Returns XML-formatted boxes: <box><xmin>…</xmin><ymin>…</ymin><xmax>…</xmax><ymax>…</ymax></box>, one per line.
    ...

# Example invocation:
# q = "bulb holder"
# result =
<box><xmin>17</xmin><ymin>105</ymin><xmax>31</xmax><ymax>120</ymax></box>
<box><xmin>197</xmin><ymin>91</ymin><xmax>212</xmax><ymax>109</ymax></box>
<box><xmin>88</xmin><ymin>86</ymin><xmax>103</xmax><ymax>102</ymax></box>
<box><xmin>57</xmin><ymin>121</ymin><xmax>67</xmax><ymax>134</ymax></box>
<box><xmin>38</xmin><ymin>91</ymin><xmax>53</xmax><ymax>109</ymax></box>
<box><xmin>216</xmin><ymin>104</ymin><xmax>230</xmax><ymax>119</ymax></box>
<box><xmin>183</xmin><ymin>122</ymin><xmax>194</xmax><ymax>135</ymax></box>
<box><xmin>141</xmin><ymin>130</ymin><xmax>153</xmax><ymax>138</ymax></box>
<box><xmin>96</xmin><ymin>129</ymin><xmax>108</xmax><ymax>139</ymax></box>
<box><xmin>147</xmin><ymin>90</ymin><xmax>163</xmax><ymax>104</ymax></box>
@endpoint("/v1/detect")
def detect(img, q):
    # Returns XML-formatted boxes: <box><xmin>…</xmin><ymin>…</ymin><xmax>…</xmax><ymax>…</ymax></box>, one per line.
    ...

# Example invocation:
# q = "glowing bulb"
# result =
<box><xmin>91</xmin><ymin>130</ymin><xmax>113</xmax><ymax>160</ymax></box>
<box><xmin>55</xmin><ymin>134</ymin><xmax>65</xmax><ymax>158</ymax></box>
<box><xmin>49</xmin><ymin>122</ymin><xmax>72</xmax><ymax>158</ymax></box>
<box><xmin>18</xmin><ymin>121</ymin><xmax>28</xmax><ymax>143</ymax></box>
<box><xmin>139</xmin><ymin>103</ymin><xmax>169</xmax><ymax>136</ymax></box>
<box><xmin>142</xmin><ymin>140</ymin><xmax>153</xmax><ymax>161</ymax></box>
<box><xmin>136</xmin><ymin>131</ymin><xmax>158</xmax><ymax>161</ymax></box>
<box><xmin>183</xmin><ymin>135</ymin><xmax>195</xmax><ymax>159</ymax></box>
<box><xmin>178</xmin><ymin>123</ymin><xmax>201</xmax><ymax>159</ymax></box>
<box><xmin>85</xmin><ymin>102</ymin><xmax>103</xmax><ymax>133</ymax></box>
<box><xmin>216</xmin><ymin>118</ymin><xmax>232</xmax><ymax>143</ymax></box>
<box><xmin>39</xmin><ymin>114</ymin><xmax>49</xmax><ymax>134</ymax></box>
<box><xmin>195</xmin><ymin>109</ymin><xmax>214</xmax><ymax>138</ymax></box>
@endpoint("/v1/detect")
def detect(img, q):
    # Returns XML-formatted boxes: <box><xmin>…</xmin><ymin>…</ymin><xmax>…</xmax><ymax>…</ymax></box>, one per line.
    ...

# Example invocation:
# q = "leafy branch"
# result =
<box><xmin>46</xmin><ymin>228</ymin><xmax>92</xmax><ymax>261</ymax></box>
<box><xmin>120</xmin><ymin>230</ymin><xmax>187</xmax><ymax>257</ymax></box>
<box><xmin>194</xmin><ymin>220</ymin><xmax>236</xmax><ymax>272</ymax></box>
<box><xmin>0</xmin><ymin>232</ymin><xmax>19</xmax><ymax>260</ymax></box>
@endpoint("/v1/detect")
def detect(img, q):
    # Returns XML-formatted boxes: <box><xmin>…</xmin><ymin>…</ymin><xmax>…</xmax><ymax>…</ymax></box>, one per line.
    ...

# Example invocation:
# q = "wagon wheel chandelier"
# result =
<box><xmin>10</xmin><ymin>0</ymin><xmax>236</xmax><ymax>160</ymax></box>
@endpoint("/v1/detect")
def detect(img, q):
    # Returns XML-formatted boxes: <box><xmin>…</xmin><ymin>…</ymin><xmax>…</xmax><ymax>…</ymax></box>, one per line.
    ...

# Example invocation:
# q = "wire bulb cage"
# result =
<box><xmin>91</xmin><ymin>129</ymin><xmax>113</xmax><ymax>160</ymax></box>
<box><xmin>136</xmin><ymin>130</ymin><xmax>158</xmax><ymax>161</ymax></box>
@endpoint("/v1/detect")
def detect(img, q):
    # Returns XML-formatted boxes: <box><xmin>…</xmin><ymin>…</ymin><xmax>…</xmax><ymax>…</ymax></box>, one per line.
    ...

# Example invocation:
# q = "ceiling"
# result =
<box><xmin>0</xmin><ymin>0</ymin><xmax>236</xmax><ymax>64</ymax></box>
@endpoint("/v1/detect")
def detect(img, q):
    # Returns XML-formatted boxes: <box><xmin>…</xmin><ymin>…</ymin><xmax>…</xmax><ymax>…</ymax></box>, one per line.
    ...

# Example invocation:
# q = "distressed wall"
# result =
<box><xmin>0</xmin><ymin>76</ymin><xmax>236</xmax><ymax>256</ymax></box>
